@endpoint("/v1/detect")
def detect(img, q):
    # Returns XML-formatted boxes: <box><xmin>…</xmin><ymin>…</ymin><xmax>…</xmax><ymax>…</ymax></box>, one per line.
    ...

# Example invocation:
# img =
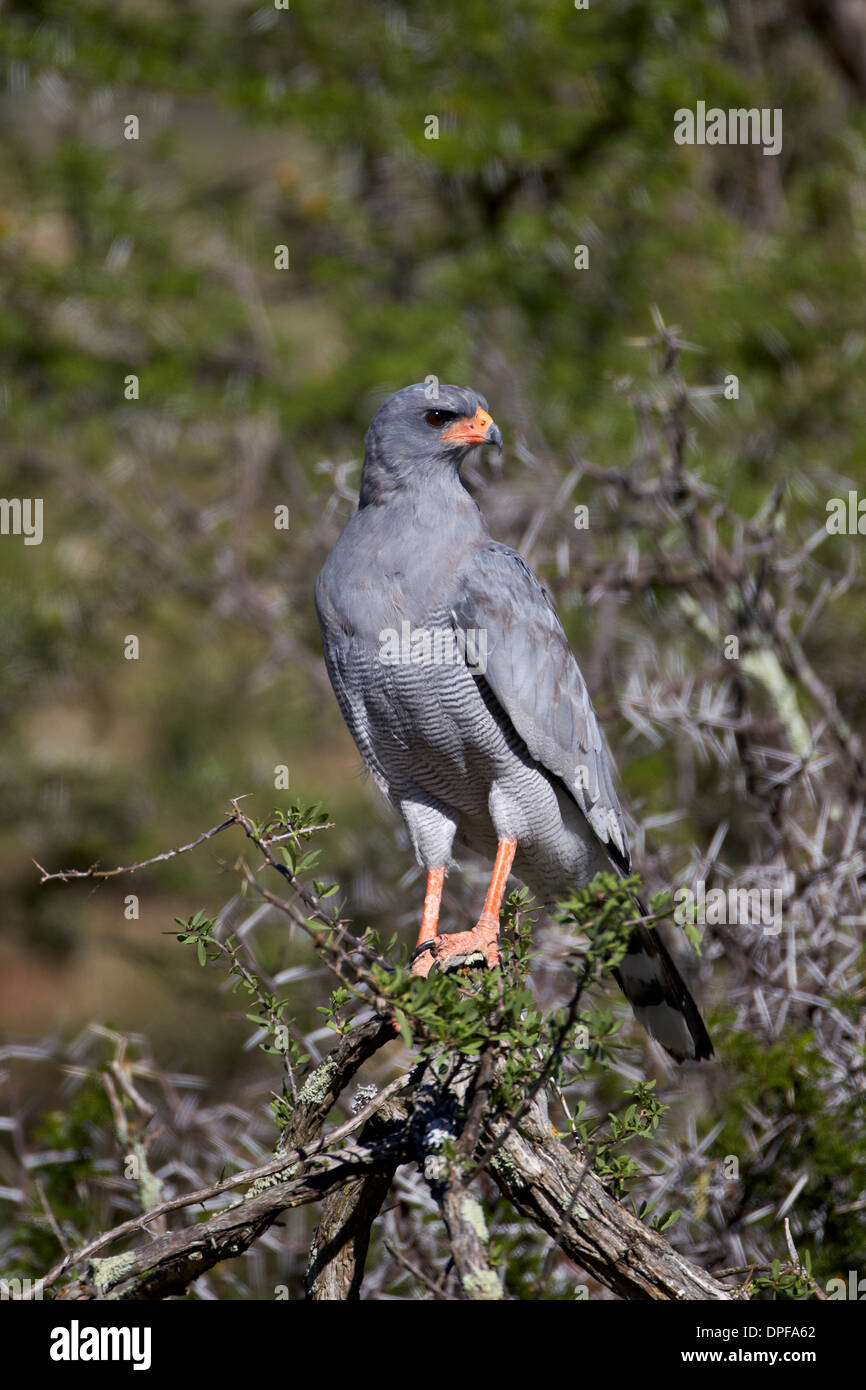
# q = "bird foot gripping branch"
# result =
<box><xmin>411</xmin><ymin>918</ymin><xmax>499</xmax><ymax>976</ymax></box>
<box><xmin>410</xmin><ymin>835</ymin><xmax>517</xmax><ymax>977</ymax></box>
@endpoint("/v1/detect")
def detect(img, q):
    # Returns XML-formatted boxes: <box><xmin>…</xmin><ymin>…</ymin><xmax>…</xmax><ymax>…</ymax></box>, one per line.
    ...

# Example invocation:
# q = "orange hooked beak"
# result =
<box><xmin>441</xmin><ymin>407</ymin><xmax>503</xmax><ymax>451</ymax></box>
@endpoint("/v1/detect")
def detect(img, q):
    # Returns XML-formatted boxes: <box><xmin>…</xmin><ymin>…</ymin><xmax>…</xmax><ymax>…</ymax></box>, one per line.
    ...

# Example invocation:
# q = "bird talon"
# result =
<box><xmin>424</xmin><ymin>925</ymin><xmax>500</xmax><ymax>975</ymax></box>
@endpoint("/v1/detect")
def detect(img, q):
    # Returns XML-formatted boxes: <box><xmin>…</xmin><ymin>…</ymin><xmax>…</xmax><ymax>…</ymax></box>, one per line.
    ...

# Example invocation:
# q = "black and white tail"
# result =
<box><xmin>613</xmin><ymin>910</ymin><xmax>713</xmax><ymax>1062</ymax></box>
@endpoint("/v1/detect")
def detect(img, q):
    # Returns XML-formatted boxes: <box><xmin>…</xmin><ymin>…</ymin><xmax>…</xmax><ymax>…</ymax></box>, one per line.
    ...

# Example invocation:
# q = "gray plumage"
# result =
<box><xmin>315</xmin><ymin>383</ymin><xmax>712</xmax><ymax>1061</ymax></box>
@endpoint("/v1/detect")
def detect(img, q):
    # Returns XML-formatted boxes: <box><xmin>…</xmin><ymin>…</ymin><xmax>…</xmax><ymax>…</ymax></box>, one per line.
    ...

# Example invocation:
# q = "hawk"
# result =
<box><xmin>316</xmin><ymin>384</ymin><xmax>712</xmax><ymax>1061</ymax></box>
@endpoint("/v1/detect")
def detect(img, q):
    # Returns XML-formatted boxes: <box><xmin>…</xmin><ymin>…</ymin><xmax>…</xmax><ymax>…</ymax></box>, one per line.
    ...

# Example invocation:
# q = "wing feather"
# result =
<box><xmin>449</xmin><ymin>541</ymin><xmax>629</xmax><ymax>869</ymax></box>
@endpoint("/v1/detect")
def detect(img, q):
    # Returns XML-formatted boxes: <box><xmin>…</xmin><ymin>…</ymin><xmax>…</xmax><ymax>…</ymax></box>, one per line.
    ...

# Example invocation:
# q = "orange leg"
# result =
<box><xmin>413</xmin><ymin>837</ymin><xmax>517</xmax><ymax>976</ymax></box>
<box><xmin>410</xmin><ymin>866</ymin><xmax>445</xmax><ymax>978</ymax></box>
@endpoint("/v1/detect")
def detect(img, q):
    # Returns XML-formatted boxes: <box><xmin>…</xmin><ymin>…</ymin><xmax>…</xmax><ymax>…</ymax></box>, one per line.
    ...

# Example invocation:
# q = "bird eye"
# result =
<box><xmin>425</xmin><ymin>409</ymin><xmax>452</xmax><ymax>428</ymax></box>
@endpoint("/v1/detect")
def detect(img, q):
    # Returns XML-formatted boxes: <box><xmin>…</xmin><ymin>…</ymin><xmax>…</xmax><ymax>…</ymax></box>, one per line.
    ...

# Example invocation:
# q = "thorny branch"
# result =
<box><xmin>28</xmin><ymin>805</ymin><xmax>738</xmax><ymax>1302</ymax></box>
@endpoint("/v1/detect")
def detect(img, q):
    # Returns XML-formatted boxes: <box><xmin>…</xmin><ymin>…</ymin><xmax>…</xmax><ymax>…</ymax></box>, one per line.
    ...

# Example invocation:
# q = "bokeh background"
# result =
<box><xmin>1</xmin><ymin>0</ymin><xmax>864</xmax><ymax>1297</ymax></box>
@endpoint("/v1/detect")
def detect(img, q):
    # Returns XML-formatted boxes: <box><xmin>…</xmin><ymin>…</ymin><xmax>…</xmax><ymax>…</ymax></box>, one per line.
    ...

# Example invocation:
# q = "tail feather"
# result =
<box><xmin>613</xmin><ymin>906</ymin><xmax>713</xmax><ymax>1063</ymax></box>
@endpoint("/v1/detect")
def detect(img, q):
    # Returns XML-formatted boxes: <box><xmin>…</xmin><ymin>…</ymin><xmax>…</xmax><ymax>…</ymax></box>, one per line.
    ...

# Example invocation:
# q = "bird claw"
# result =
<box><xmin>410</xmin><ymin>940</ymin><xmax>437</xmax><ymax>979</ymax></box>
<box><xmin>413</xmin><ymin>922</ymin><xmax>500</xmax><ymax>977</ymax></box>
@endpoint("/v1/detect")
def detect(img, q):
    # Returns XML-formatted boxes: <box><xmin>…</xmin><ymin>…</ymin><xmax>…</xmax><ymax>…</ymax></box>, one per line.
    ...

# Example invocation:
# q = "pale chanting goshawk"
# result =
<box><xmin>315</xmin><ymin>383</ymin><xmax>712</xmax><ymax>1061</ymax></box>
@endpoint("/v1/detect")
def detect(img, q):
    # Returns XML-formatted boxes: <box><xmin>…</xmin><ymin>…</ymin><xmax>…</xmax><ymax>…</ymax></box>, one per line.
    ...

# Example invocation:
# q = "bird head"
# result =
<box><xmin>360</xmin><ymin>383</ymin><xmax>503</xmax><ymax>505</ymax></box>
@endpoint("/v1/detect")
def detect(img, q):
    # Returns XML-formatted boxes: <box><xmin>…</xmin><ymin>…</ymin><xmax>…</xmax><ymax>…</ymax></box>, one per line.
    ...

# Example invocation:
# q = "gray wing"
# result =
<box><xmin>449</xmin><ymin>541</ymin><xmax>630</xmax><ymax>871</ymax></box>
<box><xmin>314</xmin><ymin>570</ymin><xmax>391</xmax><ymax>795</ymax></box>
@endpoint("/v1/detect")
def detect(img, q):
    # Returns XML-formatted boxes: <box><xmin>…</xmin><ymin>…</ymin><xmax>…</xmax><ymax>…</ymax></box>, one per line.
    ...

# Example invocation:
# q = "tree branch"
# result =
<box><xmin>42</xmin><ymin>1016</ymin><xmax>398</xmax><ymax>1299</ymax></box>
<box><xmin>305</xmin><ymin>1093</ymin><xmax>406</xmax><ymax>1301</ymax></box>
<box><xmin>487</xmin><ymin>1097</ymin><xmax>737</xmax><ymax>1300</ymax></box>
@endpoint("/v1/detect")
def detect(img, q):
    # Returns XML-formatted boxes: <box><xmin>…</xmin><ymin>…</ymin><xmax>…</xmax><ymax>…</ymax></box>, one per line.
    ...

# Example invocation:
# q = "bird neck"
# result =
<box><xmin>355</xmin><ymin>463</ymin><xmax>489</xmax><ymax>573</ymax></box>
<box><xmin>358</xmin><ymin>443</ymin><xmax>472</xmax><ymax>510</ymax></box>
